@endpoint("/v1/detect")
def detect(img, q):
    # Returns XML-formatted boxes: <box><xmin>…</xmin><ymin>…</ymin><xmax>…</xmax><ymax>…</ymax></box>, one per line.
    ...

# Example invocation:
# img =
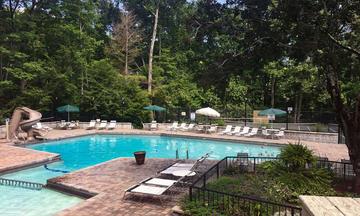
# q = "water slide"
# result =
<box><xmin>9</xmin><ymin>107</ymin><xmax>42</xmax><ymax>141</ymax></box>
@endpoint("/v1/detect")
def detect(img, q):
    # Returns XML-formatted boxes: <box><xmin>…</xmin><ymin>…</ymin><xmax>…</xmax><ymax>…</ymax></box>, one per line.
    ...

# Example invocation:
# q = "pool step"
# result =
<box><xmin>0</xmin><ymin>178</ymin><xmax>44</xmax><ymax>190</ymax></box>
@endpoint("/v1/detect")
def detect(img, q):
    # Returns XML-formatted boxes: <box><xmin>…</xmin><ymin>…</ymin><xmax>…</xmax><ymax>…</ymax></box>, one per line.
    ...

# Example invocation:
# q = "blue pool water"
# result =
<box><xmin>0</xmin><ymin>135</ymin><xmax>281</xmax><ymax>215</ymax></box>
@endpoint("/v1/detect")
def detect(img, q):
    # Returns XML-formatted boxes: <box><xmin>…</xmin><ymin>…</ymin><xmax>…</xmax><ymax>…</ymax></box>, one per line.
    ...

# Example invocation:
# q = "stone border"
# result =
<box><xmin>0</xmin><ymin>154</ymin><xmax>61</xmax><ymax>175</ymax></box>
<box><xmin>22</xmin><ymin>131</ymin><xmax>286</xmax><ymax>149</ymax></box>
<box><xmin>46</xmin><ymin>181</ymin><xmax>96</xmax><ymax>199</ymax></box>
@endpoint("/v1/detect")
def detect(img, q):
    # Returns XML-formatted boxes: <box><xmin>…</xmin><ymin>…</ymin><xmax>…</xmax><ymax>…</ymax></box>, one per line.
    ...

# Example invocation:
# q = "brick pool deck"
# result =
<box><xmin>0</xmin><ymin>127</ymin><xmax>351</xmax><ymax>215</ymax></box>
<box><xmin>51</xmin><ymin>158</ymin><xmax>215</xmax><ymax>216</ymax></box>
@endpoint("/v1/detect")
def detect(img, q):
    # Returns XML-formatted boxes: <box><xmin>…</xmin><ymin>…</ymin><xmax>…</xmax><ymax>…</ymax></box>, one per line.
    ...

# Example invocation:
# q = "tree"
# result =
<box><xmin>269</xmin><ymin>0</ymin><xmax>360</xmax><ymax>192</ymax></box>
<box><xmin>107</xmin><ymin>10</ymin><xmax>142</xmax><ymax>75</ymax></box>
<box><xmin>147</xmin><ymin>3</ymin><xmax>159</xmax><ymax>94</ymax></box>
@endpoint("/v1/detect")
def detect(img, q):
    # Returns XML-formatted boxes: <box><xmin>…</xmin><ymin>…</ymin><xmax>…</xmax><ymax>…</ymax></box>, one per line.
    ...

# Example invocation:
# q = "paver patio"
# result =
<box><xmin>51</xmin><ymin>158</ymin><xmax>216</xmax><ymax>216</ymax></box>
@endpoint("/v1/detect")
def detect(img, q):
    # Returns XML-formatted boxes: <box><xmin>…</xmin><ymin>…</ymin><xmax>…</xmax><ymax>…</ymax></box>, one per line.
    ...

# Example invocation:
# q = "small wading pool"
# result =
<box><xmin>0</xmin><ymin>134</ymin><xmax>282</xmax><ymax>216</ymax></box>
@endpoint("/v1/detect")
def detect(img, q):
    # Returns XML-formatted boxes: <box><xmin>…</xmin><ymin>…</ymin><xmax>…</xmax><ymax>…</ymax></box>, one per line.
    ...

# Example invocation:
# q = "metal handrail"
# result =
<box><xmin>0</xmin><ymin>177</ymin><xmax>44</xmax><ymax>190</ymax></box>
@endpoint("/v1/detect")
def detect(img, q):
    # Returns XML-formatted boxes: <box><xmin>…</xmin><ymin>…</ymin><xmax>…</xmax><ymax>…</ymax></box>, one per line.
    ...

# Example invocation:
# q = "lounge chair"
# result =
<box><xmin>219</xmin><ymin>125</ymin><xmax>232</xmax><ymax>135</ymax></box>
<box><xmin>98</xmin><ymin>120</ymin><xmax>107</xmax><ymax>130</ymax></box>
<box><xmin>236</xmin><ymin>126</ymin><xmax>250</xmax><ymax>136</ymax></box>
<box><xmin>228</xmin><ymin>126</ymin><xmax>241</xmax><ymax>135</ymax></box>
<box><xmin>207</xmin><ymin>126</ymin><xmax>217</xmax><ymax>133</ymax></box>
<box><xmin>195</xmin><ymin>125</ymin><xmax>205</xmax><ymax>133</ymax></box>
<box><xmin>174</xmin><ymin>123</ymin><xmax>186</xmax><ymax>131</ymax></box>
<box><xmin>86</xmin><ymin>120</ymin><xmax>96</xmax><ymax>130</ymax></box>
<box><xmin>168</xmin><ymin>122</ymin><xmax>178</xmax><ymax>131</ymax></box>
<box><xmin>123</xmin><ymin>172</ymin><xmax>191</xmax><ymax>203</ymax></box>
<box><xmin>159</xmin><ymin>153</ymin><xmax>210</xmax><ymax>176</ymax></box>
<box><xmin>123</xmin><ymin>182</ymin><xmax>172</xmax><ymax>204</ymax></box>
<box><xmin>57</xmin><ymin>120</ymin><xmax>67</xmax><ymax>130</ymax></box>
<box><xmin>244</xmin><ymin>128</ymin><xmax>258</xmax><ymax>137</ymax></box>
<box><xmin>107</xmin><ymin>120</ymin><xmax>117</xmax><ymax>130</ymax></box>
<box><xmin>32</xmin><ymin>122</ymin><xmax>52</xmax><ymax>131</ymax></box>
<box><xmin>67</xmin><ymin>122</ymin><xmax>78</xmax><ymax>130</ymax></box>
<box><xmin>181</xmin><ymin>123</ymin><xmax>194</xmax><ymax>131</ymax></box>
<box><xmin>261</xmin><ymin>128</ymin><xmax>271</xmax><ymax>138</ymax></box>
<box><xmin>274</xmin><ymin>130</ymin><xmax>285</xmax><ymax>139</ymax></box>
<box><xmin>149</xmin><ymin>121</ymin><xmax>158</xmax><ymax>130</ymax></box>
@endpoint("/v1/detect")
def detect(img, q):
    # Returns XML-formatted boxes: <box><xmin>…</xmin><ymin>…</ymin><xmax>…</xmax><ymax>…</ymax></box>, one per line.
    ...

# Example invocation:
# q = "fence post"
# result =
<box><xmin>189</xmin><ymin>187</ymin><xmax>193</xmax><ymax>201</ymax></box>
<box><xmin>203</xmin><ymin>173</ymin><xmax>207</xmax><ymax>188</ymax></box>
<box><xmin>176</xmin><ymin>149</ymin><xmax>179</xmax><ymax>159</ymax></box>
<box><xmin>253</xmin><ymin>158</ymin><xmax>256</xmax><ymax>172</ymax></box>
<box><xmin>291</xmin><ymin>208</ymin><xmax>295</xmax><ymax>216</ymax></box>
<box><xmin>343</xmin><ymin>163</ymin><xmax>346</xmax><ymax>181</ymax></box>
<box><xmin>225</xmin><ymin>157</ymin><xmax>228</xmax><ymax>169</ymax></box>
<box><xmin>216</xmin><ymin>163</ymin><xmax>219</xmax><ymax>179</ymax></box>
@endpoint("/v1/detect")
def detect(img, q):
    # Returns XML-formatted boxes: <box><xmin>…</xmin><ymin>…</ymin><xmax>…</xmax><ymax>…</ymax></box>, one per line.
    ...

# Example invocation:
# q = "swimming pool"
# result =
<box><xmin>1</xmin><ymin>134</ymin><xmax>281</xmax><ymax>215</ymax></box>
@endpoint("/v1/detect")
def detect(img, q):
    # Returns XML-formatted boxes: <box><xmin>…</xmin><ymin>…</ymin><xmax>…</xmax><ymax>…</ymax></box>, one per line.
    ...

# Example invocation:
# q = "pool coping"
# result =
<box><xmin>22</xmin><ymin>131</ymin><xmax>286</xmax><ymax>149</ymax></box>
<box><xmin>0</xmin><ymin>154</ymin><xmax>61</xmax><ymax>175</ymax></box>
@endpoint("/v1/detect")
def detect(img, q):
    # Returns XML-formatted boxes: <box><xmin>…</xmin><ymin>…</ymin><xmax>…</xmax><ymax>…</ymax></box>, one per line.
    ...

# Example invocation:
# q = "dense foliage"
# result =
<box><xmin>183</xmin><ymin>144</ymin><xmax>345</xmax><ymax>215</ymax></box>
<box><xmin>2</xmin><ymin>0</ymin><xmax>352</xmax><ymax>124</ymax></box>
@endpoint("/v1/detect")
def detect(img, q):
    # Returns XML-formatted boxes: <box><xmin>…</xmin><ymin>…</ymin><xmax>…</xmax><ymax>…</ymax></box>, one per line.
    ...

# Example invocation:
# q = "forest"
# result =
<box><xmin>0</xmin><ymin>0</ymin><xmax>359</xmax><ymax>126</ymax></box>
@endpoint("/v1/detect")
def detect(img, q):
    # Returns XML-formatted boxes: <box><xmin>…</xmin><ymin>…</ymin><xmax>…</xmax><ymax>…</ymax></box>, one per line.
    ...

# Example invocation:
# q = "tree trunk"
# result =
<box><xmin>271</xmin><ymin>77</ymin><xmax>276</xmax><ymax>108</ymax></box>
<box><xmin>325</xmin><ymin>66</ymin><xmax>360</xmax><ymax>193</ymax></box>
<box><xmin>347</xmin><ymin>131</ymin><xmax>360</xmax><ymax>193</ymax></box>
<box><xmin>124</xmin><ymin>12</ymin><xmax>129</xmax><ymax>75</ymax></box>
<box><xmin>148</xmin><ymin>7</ymin><xmax>159</xmax><ymax>94</ymax></box>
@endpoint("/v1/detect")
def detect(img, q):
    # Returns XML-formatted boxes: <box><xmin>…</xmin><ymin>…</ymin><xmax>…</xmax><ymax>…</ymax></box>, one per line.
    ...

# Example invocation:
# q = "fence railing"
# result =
<box><xmin>0</xmin><ymin>177</ymin><xmax>44</xmax><ymax>190</ymax></box>
<box><xmin>189</xmin><ymin>156</ymin><xmax>355</xmax><ymax>215</ymax></box>
<box><xmin>189</xmin><ymin>186</ymin><xmax>302</xmax><ymax>216</ymax></box>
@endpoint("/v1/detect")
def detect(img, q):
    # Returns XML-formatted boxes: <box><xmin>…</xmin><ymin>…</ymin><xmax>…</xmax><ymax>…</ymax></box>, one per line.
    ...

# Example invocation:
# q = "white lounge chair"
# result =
<box><xmin>236</xmin><ymin>126</ymin><xmax>250</xmax><ymax>136</ymax></box>
<box><xmin>261</xmin><ymin>128</ymin><xmax>271</xmax><ymax>138</ymax></box>
<box><xmin>160</xmin><ymin>153</ymin><xmax>210</xmax><ymax>176</ymax></box>
<box><xmin>274</xmin><ymin>130</ymin><xmax>285</xmax><ymax>139</ymax></box>
<box><xmin>107</xmin><ymin>120</ymin><xmax>117</xmax><ymax>130</ymax></box>
<box><xmin>174</xmin><ymin>123</ymin><xmax>186</xmax><ymax>131</ymax></box>
<box><xmin>149</xmin><ymin>121</ymin><xmax>158</xmax><ymax>130</ymax></box>
<box><xmin>207</xmin><ymin>126</ymin><xmax>217</xmax><ymax>133</ymax></box>
<box><xmin>86</xmin><ymin>120</ymin><xmax>96</xmax><ymax>130</ymax></box>
<box><xmin>32</xmin><ymin>122</ymin><xmax>52</xmax><ymax>131</ymax></box>
<box><xmin>244</xmin><ymin>128</ymin><xmax>258</xmax><ymax>137</ymax></box>
<box><xmin>228</xmin><ymin>126</ymin><xmax>241</xmax><ymax>135</ymax></box>
<box><xmin>67</xmin><ymin>122</ymin><xmax>77</xmax><ymax>130</ymax></box>
<box><xmin>167</xmin><ymin>122</ymin><xmax>178</xmax><ymax>130</ymax></box>
<box><xmin>98</xmin><ymin>120</ymin><xmax>107</xmax><ymax>130</ymax></box>
<box><xmin>219</xmin><ymin>125</ymin><xmax>232</xmax><ymax>135</ymax></box>
<box><xmin>181</xmin><ymin>123</ymin><xmax>195</xmax><ymax>131</ymax></box>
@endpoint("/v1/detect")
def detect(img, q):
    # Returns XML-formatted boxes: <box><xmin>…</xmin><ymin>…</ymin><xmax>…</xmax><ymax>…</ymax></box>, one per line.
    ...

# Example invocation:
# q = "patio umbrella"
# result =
<box><xmin>195</xmin><ymin>107</ymin><xmax>221</xmax><ymax>117</ymax></box>
<box><xmin>144</xmin><ymin>105</ymin><xmax>166</xmax><ymax>121</ymax></box>
<box><xmin>258</xmin><ymin>108</ymin><xmax>286</xmax><ymax>117</ymax></box>
<box><xmin>56</xmin><ymin>104</ymin><xmax>80</xmax><ymax>122</ymax></box>
<box><xmin>258</xmin><ymin>108</ymin><xmax>286</xmax><ymax>128</ymax></box>
<box><xmin>144</xmin><ymin>105</ymin><xmax>166</xmax><ymax>112</ymax></box>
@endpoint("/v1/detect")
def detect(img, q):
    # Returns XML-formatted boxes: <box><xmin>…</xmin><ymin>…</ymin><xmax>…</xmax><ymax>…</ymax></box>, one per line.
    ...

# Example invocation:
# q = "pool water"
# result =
<box><xmin>0</xmin><ymin>134</ymin><xmax>281</xmax><ymax>216</ymax></box>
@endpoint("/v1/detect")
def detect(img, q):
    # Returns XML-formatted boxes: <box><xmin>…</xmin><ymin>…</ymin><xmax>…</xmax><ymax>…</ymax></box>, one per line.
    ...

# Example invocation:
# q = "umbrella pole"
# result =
<box><xmin>68</xmin><ymin>111</ymin><xmax>70</xmax><ymax>122</ymax></box>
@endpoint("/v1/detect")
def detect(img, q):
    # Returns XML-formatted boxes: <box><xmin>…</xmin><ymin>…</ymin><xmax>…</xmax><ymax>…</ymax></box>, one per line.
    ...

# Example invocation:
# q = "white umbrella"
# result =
<box><xmin>195</xmin><ymin>107</ymin><xmax>220</xmax><ymax>118</ymax></box>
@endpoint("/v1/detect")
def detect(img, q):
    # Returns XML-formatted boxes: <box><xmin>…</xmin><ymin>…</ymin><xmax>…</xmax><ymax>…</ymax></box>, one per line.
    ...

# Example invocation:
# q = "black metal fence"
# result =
<box><xmin>189</xmin><ymin>156</ymin><xmax>355</xmax><ymax>216</ymax></box>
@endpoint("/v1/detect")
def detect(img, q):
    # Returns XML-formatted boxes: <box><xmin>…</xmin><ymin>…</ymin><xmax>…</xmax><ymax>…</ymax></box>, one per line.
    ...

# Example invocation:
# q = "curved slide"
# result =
<box><xmin>9</xmin><ymin>107</ymin><xmax>42</xmax><ymax>141</ymax></box>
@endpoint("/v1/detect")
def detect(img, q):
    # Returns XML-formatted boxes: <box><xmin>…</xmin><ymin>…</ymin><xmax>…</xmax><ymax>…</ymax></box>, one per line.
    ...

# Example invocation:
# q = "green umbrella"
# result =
<box><xmin>258</xmin><ymin>108</ymin><xmax>286</xmax><ymax>129</ymax></box>
<box><xmin>144</xmin><ymin>105</ymin><xmax>166</xmax><ymax>121</ymax></box>
<box><xmin>144</xmin><ymin>105</ymin><xmax>166</xmax><ymax>112</ymax></box>
<box><xmin>56</xmin><ymin>105</ymin><xmax>79</xmax><ymax>122</ymax></box>
<box><xmin>258</xmin><ymin>108</ymin><xmax>286</xmax><ymax>116</ymax></box>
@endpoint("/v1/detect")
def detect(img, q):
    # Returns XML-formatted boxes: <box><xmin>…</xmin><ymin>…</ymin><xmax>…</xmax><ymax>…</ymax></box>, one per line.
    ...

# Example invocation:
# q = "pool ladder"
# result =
<box><xmin>0</xmin><ymin>177</ymin><xmax>44</xmax><ymax>190</ymax></box>
<box><xmin>175</xmin><ymin>149</ymin><xmax>189</xmax><ymax>159</ymax></box>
